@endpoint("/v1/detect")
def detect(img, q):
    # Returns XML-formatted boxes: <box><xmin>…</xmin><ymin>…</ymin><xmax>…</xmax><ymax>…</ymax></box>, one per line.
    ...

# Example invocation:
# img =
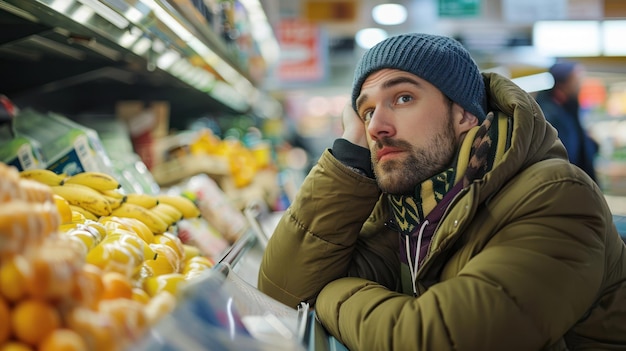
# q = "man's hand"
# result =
<box><xmin>341</xmin><ymin>103</ymin><xmax>368</xmax><ymax>149</ymax></box>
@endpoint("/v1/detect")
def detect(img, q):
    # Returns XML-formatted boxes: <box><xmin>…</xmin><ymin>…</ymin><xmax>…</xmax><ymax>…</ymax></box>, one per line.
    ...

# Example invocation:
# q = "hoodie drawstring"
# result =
<box><xmin>404</xmin><ymin>219</ymin><xmax>429</xmax><ymax>297</ymax></box>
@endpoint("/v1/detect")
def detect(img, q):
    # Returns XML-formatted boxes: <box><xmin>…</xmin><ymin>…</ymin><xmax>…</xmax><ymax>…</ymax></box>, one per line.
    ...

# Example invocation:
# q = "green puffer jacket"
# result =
<box><xmin>258</xmin><ymin>73</ymin><xmax>626</xmax><ymax>350</ymax></box>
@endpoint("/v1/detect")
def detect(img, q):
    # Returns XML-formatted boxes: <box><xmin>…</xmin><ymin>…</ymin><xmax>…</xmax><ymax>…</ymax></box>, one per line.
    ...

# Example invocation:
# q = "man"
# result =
<box><xmin>536</xmin><ymin>61</ymin><xmax>599</xmax><ymax>182</ymax></box>
<box><xmin>258</xmin><ymin>33</ymin><xmax>626</xmax><ymax>350</ymax></box>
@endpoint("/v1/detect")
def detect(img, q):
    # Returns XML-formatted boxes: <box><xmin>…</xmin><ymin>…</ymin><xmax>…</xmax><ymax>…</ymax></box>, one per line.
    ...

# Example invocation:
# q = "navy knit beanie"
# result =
<box><xmin>352</xmin><ymin>33</ymin><xmax>488</xmax><ymax>121</ymax></box>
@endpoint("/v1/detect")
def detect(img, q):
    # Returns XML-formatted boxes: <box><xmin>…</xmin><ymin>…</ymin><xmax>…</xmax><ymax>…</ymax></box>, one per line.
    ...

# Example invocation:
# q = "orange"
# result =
<box><xmin>100</xmin><ymin>271</ymin><xmax>133</xmax><ymax>300</ymax></box>
<box><xmin>98</xmin><ymin>298</ymin><xmax>148</xmax><ymax>342</ymax></box>
<box><xmin>0</xmin><ymin>341</ymin><xmax>34</xmax><ymax>351</ymax></box>
<box><xmin>72</xmin><ymin>264</ymin><xmax>105</xmax><ymax>308</ymax></box>
<box><xmin>0</xmin><ymin>295</ymin><xmax>10</xmax><ymax>344</ymax></box>
<box><xmin>39</xmin><ymin>328</ymin><xmax>88</xmax><ymax>351</ymax></box>
<box><xmin>0</xmin><ymin>255</ymin><xmax>29</xmax><ymax>302</ymax></box>
<box><xmin>65</xmin><ymin>307</ymin><xmax>120</xmax><ymax>351</ymax></box>
<box><xmin>24</xmin><ymin>242</ymin><xmax>83</xmax><ymax>301</ymax></box>
<box><xmin>11</xmin><ymin>299</ymin><xmax>61</xmax><ymax>346</ymax></box>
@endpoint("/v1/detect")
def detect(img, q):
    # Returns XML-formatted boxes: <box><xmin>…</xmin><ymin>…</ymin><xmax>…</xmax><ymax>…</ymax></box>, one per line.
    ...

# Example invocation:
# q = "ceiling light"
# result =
<box><xmin>372</xmin><ymin>3</ymin><xmax>407</xmax><ymax>25</ymax></box>
<box><xmin>355</xmin><ymin>28</ymin><xmax>388</xmax><ymax>49</ymax></box>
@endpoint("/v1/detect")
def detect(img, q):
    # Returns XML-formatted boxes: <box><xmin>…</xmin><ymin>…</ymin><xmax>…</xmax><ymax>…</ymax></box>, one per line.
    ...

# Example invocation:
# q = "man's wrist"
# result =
<box><xmin>331</xmin><ymin>139</ymin><xmax>374</xmax><ymax>178</ymax></box>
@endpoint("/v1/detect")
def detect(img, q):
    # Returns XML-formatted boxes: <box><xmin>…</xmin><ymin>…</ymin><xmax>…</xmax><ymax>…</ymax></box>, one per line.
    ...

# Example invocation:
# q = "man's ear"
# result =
<box><xmin>453</xmin><ymin>104</ymin><xmax>479</xmax><ymax>134</ymax></box>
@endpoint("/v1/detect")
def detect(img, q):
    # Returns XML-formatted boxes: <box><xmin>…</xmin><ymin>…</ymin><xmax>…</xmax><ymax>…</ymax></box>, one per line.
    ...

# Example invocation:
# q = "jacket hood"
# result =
<box><xmin>477</xmin><ymin>72</ymin><xmax>568</xmax><ymax>201</ymax></box>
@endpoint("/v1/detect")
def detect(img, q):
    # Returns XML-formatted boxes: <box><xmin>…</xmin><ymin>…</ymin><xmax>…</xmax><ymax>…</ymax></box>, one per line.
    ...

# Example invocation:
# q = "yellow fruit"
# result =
<box><xmin>23</xmin><ymin>239</ymin><xmax>84</xmax><ymax>301</ymax></box>
<box><xmin>65</xmin><ymin>307</ymin><xmax>119</xmax><ymax>351</ymax></box>
<box><xmin>11</xmin><ymin>299</ymin><xmax>61</xmax><ymax>346</ymax></box>
<box><xmin>0</xmin><ymin>201</ymin><xmax>59</xmax><ymax>255</ymax></box>
<box><xmin>53</xmin><ymin>194</ymin><xmax>73</xmax><ymax>224</ymax></box>
<box><xmin>143</xmin><ymin>273</ymin><xmax>186</xmax><ymax>297</ymax></box>
<box><xmin>72</xmin><ymin>264</ymin><xmax>105</xmax><ymax>309</ymax></box>
<box><xmin>149</xmin><ymin>243</ymin><xmax>180</xmax><ymax>274</ymax></box>
<box><xmin>0</xmin><ymin>255</ymin><xmax>29</xmax><ymax>302</ymax></box>
<box><xmin>110</xmin><ymin>203</ymin><xmax>168</xmax><ymax>234</ymax></box>
<box><xmin>186</xmin><ymin>255</ymin><xmax>215</xmax><ymax>268</ymax></box>
<box><xmin>117</xmin><ymin>217</ymin><xmax>155</xmax><ymax>244</ymax></box>
<box><xmin>125</xmin><ymin>193</ymin><xmax>159</xmax><ymax>208</ymax></box>
<box><xmin>69</xmin><ymin>205</ymin><xmax>99</xmax><ymax>221</ymax></box>
<box><xmin>154</xmin><ymin>233</ymin><xmax>185</xmax><ymax>261</ymax></box>
<box><xmin>63</xmin><ymin>171</ymin><xmax>121</xmax><ymax>192</ymax></box>
<box><xmin>131</xmin><ymin>287</ymin><xmax>151</xmax><ymax>305</ymax></box>
<box><xmin>65</xmin><ymin>228</ymin><xmax>99</xmax><ymax>254</ymax></box>
<box><xmin>0</xmin><ymin>341</ymin><xmax>34</xmax><ymax>351</ymax></box>
<box><xmin>98</xmin><ymin>298</ymin><xmax>148</xmax><ymax>341</ymax></box>
<box><xmin>39</xmin><ymin>328</ymin><xmax>88</xmax><ymax>351</ymax></box>
<box><xmin>0</xmin><ymin>295</ymin><xmax>10</xmax><ymax>344</ymax></box>
<box><xmin>51</xmin><ymin>184</ymin><xmax>111</xmax><ymax>217</ymax></box>
<box><xmin>19</xmin><ymin>168</ymin><xmax>66</xmax><ymax>187</ymax></box>
<box><xmin>18</xmin><ymin>178</ymin><xmax>54</xmax><ymax>203</ymax></box>
<box><xmin>155</xmin><ymin>194</ymin><xmax>201</xmax><ymax>218</ymax></box>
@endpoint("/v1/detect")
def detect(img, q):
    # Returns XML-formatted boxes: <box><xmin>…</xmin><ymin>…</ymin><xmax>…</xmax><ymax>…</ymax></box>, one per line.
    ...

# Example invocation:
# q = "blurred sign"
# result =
<box><xmin>276</xmin><ymin>19</ymin><xmax>326</xmax><ymax>83</ymax></box>
<box><xmin>303</xmin><ymin>0</ymin><xmax>357</xmax><ymax>23</ymax></box>
<box><xmin>502</xmin><ymin>0</ymin><xmax>567</xmax><ymax>23</ymax></box>
<box><xmin>439</xmin><ymin>0</ymin><xmax>480</xmax><ymax>17</ymax></box>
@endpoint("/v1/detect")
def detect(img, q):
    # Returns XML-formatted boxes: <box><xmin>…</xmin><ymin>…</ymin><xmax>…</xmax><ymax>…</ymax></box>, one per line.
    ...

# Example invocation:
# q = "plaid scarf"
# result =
<box><xmin>389</xmin><ymin>112</ymin><xmax>509</xmax><ymax>235</ymax></box>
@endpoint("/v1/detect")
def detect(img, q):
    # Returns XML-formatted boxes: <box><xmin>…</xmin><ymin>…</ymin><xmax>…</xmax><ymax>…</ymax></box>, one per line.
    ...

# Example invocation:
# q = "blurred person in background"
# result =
<box><xmin>258</xmin><ymin>33</ymin><xmax>626</xmax><ymax>350</ymax></box>
<box><xmin>535</xmin><ymin>61</ymin><xmax>599</xmax><ymax>182</ymax></box>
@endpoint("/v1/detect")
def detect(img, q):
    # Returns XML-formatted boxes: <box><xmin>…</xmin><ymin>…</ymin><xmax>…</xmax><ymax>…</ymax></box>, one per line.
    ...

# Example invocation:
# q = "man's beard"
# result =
<box><xmin>372</xmin><ymin>113</ymin><xmax>457</xmax><ymax>195</ymax></box>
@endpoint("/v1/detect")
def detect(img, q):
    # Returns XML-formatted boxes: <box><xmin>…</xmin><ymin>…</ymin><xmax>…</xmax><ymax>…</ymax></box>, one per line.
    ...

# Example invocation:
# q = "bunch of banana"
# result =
<box><xmin>19</xmin><ymin>168</ymin><xmax>67</xmax><ymax>186</ymax></box>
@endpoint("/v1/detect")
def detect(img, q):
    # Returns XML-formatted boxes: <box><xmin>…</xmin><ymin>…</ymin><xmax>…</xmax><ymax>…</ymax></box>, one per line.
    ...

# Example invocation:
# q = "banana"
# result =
<box><xmin>99</xmin><ymin>189</ymin><xmax>126</xmax><ymax>200</ymax></box>
<box><xmin>150</xmin><ymin>207</ymin><xmax>176</xmax><ymax>227</ymax></box>
<box><xmin>19</xmin><ymin>168</ymin><xmax>66</xmax><ymax>186</ymax></box>
<box><xmin>101</xmin><ymin>194</ymin><xmax>126</xmax><ymax>210</ymax></box>
<box><xmin>69</xmin><ymin>205</ymin><xmax>99</xmax><ymax>221</ymax></box>
<box><xmin>125</xmin><ymin>193</ymin><xmax>159</xmax><ymax>208</ymax></box>
<box><xmin>51</xmin><ymin>184</ymin><xmax>112</xmax><ymax>216</ymax></box>
<box><xmin>111</xmin><ymin>203</ymin><xmax>169</xmax><ymax>234</ymax></box>
<box><xmin>53</xmin><ymin>194</ymin><xmax>73</xmax><ymax>224</ymax></box>
<box><xmin>151</xmin><ymin>203</ymin><xmax>183</xmax><ymax>225</ymax></box>
<box><xmin>156</xmin><ymin>195</ymin><xmax>200</xmax><ymax>219</ymax></box>
<box><xmin>64</xmin><ymin>171</ymin><xmax>121</xmax><ymax>191</ymax></box>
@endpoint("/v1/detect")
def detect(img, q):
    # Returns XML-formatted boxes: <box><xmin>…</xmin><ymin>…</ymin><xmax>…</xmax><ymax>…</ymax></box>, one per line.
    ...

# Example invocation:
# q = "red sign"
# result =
<box><xmin>276</xmin><ymin>19</ymin><xmax>326</xmax><ymax>82</ymax></box>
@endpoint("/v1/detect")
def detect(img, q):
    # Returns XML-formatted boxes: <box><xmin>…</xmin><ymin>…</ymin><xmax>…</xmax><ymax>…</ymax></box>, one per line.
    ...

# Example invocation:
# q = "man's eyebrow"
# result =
<box><xmin>355</xmin><ymin>76</ymin><xmax>422</xmax><ymax>111</ymax></box>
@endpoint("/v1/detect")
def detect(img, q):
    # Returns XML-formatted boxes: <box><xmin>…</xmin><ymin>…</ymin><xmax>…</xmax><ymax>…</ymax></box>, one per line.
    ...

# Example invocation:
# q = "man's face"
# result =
<box><xmin>355</xmin><ymin>69</ymin><xmax>464</xmax><ymax>195</ymax></box>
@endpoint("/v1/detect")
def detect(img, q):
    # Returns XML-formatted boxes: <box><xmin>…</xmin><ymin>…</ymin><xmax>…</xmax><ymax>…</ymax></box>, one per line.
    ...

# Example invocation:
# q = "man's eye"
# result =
<box><xmin>362</xmin><ymin>110</ymin><xmax>373</xmax><ymax>122</ymax></box>
<box><xmin>396</xmin><ymin>95</ymin><xmax>413</xmax><ymax>104</ymax></box>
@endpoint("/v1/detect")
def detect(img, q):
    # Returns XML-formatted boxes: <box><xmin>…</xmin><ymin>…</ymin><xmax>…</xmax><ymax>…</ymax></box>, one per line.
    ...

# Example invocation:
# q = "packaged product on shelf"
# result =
<box><xmin>12</xmin><ymin>109</ymin><xmax>115</xmax><ymax>176</ymax></box>
<box><xmin>0</xmin><ymin>134</ymin><xmax>47</xmax><ymax>171</ymax></box>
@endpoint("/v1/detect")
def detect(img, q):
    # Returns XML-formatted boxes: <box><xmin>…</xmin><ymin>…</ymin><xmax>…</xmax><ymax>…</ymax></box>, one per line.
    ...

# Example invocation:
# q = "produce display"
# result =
<box><xmin>0</xmin><ymin>164</ymin><xmax>216</xmax><ymax>351</ymax></box>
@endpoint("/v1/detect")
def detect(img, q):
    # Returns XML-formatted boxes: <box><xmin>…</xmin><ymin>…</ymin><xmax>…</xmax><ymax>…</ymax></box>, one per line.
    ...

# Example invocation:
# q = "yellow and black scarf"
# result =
<box><xmin>389</xmin><ymin>112</ymin><xmax>510</xmax><ymax>235</ymax></box>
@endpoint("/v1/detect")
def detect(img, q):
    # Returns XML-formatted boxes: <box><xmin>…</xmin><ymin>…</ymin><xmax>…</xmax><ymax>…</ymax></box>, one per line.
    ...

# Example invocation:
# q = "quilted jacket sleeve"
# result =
<box><xmin>257</xmin><ymin>149</ymin><xmax>400</xmax><ymax>308</ymax></box>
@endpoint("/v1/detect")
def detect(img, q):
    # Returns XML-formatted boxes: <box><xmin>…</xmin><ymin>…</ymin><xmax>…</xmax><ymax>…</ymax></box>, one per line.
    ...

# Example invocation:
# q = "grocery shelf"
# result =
<box><xmin>0</xmin><ymin>0</ymin><xmax>280</xmax><ymax>120</ymax></box>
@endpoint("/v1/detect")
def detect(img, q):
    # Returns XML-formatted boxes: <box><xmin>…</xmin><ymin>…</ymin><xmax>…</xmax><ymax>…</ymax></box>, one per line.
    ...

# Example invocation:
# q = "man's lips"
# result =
<box><xmin>376</xmin><ymin>147</ymin><xmax>403</xmax><ymax>161</ymax></box>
